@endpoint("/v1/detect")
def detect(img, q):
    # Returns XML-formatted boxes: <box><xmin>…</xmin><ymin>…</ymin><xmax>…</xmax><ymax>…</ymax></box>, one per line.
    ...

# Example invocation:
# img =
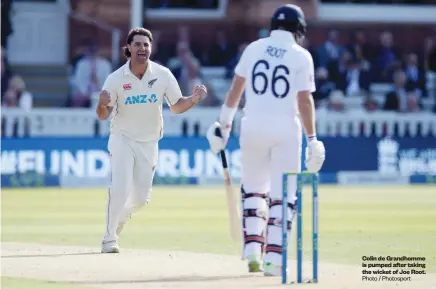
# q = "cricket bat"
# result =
<box><xmin>215</xmin><ymin>128</ymin><xmax>241</xmax><ymax>242</ymax></box>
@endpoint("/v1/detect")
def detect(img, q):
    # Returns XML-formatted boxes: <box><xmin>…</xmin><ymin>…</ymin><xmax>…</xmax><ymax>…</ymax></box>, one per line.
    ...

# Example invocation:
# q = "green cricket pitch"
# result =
<box><xmin>2</xmin><ymin>185</ymin><xmax>436</xmax><ymax>289</ymax></box>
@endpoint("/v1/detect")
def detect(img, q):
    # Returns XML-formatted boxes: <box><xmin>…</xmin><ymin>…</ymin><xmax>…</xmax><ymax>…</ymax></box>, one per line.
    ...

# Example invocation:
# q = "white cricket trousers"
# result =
<box><xmin>102</xmin><ymin>133</ymin><xmax>158</xmax><ymax>243</ymax></box>
<box><xmin>239</xmin><ymin>115</ymin><xmax>302</xmax><ymax>266</ymax></box>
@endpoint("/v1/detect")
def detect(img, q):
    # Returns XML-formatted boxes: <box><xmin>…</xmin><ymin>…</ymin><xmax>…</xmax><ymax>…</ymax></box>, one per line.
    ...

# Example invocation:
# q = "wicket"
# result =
<box><xmin>281</xmin><ymin>172</ymin><xmax>319</xmax><ymax>284</ymax></box>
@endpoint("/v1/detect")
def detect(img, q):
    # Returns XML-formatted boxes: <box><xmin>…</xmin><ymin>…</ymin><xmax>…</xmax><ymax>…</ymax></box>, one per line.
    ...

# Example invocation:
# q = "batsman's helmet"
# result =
<box><xmin>270</xmin><ymin>4</ymin><xmax>307</xmax><ymax>39</ymax></box>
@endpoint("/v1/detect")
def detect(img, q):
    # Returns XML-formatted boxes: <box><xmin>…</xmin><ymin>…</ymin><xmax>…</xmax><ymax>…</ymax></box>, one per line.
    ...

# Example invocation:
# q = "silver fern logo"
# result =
<box><xmin>148</xmin><ymin>78</ymin><xmax>157</xmax><ymax>88</ymax></box>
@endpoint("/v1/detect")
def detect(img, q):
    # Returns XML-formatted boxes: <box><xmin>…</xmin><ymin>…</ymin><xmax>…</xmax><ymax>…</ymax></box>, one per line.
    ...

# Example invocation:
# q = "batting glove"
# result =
<box><xmin>305</xmin><ymin>140</ymin><xmax>326</xmax><ymax>173</ymax></box>
<box><xmin>206</xmin><ymin>122</ymin><xmax>230</xmax><ymax>153</ymax></box>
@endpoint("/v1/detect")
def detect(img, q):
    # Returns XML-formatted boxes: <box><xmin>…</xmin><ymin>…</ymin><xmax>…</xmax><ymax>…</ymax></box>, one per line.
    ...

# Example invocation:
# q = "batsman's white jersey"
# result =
<box><xmin>235</xmin><ymin>30</ymin><xmax>316</xmax><ymax>264</ymax></box>
<box><xmin>102</xmin><ymin>60</ymin><xmax>182</xmax><ymax>244</ymax></box>
<box><xmin>236</xmin><ymin>30</ymin><xmax>315</xmax><ymax>119</ymax></box>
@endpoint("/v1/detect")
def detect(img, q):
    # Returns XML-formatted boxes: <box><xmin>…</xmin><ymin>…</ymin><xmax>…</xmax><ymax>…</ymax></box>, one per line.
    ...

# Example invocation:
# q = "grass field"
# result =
<box><xmin>2</xmin><ymin>185</ymin><xmax>436</xmax><ymax>289</ymax></box>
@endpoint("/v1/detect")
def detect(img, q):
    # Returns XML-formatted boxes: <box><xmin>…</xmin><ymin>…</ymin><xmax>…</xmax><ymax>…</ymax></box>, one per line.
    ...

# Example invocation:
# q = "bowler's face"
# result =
<box><xmin>129</xmin><ymin>35</ymin><xmax>152</xmax><ymax>64</ymax></box>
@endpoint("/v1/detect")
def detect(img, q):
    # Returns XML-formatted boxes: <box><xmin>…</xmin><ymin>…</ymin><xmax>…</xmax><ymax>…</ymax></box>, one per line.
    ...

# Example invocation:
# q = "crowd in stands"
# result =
<box><xmin>2</xmin><ymin>25</ymin><xmax>436</xmax><ymax>114</ymax></box>
<box><xmin>130</xmin><ymin>26</ymin><xmax>436</xmax><ymax>113</ymax></box>
<box><xmin>306</xmin><ymin>29</ymin><xmax>436</xmax><ymax>114</ymax></box>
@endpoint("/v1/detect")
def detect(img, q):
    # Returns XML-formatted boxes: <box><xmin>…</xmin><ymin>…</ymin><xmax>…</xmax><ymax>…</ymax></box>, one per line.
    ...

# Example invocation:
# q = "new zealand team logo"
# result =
<box><xmin>148</xmin><ymin>78</ymin><xmax>157</xmax><ymax>88</ymax></box>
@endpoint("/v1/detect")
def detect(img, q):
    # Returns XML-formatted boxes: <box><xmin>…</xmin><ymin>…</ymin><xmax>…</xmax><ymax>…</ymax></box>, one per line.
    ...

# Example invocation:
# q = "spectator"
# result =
<box><xmin>363</xmin><ymin>96</ymin><xmax>379</xmax><ymax>112</ymax></box>
<box><xmin>403</xmin><ymin>53</ymin><xmax>426</xmax><ymax>97</ymax></box>
<box><xmin>207</xmin><ymin>30</ymin><xmax>234</xmax><ymax>66</ymax></box>
<box><xmin>2</xmin><ymin>75</ymin><xmax>33</xmax><ymax>112</ymax></box>
<box><xmin>328</xmin><ymin>49</ymin><xmax>351</xmax><ymax>89</ymax></box>
<box><xmin>2</xmin><ymin>90</ymin><xmax>18</xmax><ymax>108</ymax></box>
<box><xmin>339</xmin><ymin>56</ymin><xmax>372</xmax><ymax>97</ymax></box>
<box><xmin>317</xmin><ymin>29</ymin><xmax>344</xmax><ymax>68</ymax></box>
<box><xmin>374</xmin><ymin>31</ymin><xmax>399</xmax><ymax>82</ymax></box>
<box><xmin>313</xmin><ymin>67</ymin><xmax>335</xmax><ymax>105</ymax></box>
<box><xmin>71</xmin><ymin>42</ymin><xmax>112</xmax><ymax>108</ymax></box>
<box><xmin>327</xmin><ymin>90</ymin><xmax>346</xmax><ymax>112</ymax></box>
<box><xmin>383</xmin><ymin>69</ymin><xmax>421</xmax><ymax>112</ymax></box>
<box><xmin>405</xmin><ymin>90</ymin><xmax>421</xmax><ymax>112</ymax></box>
<box><xmin>167</xmin><ymin>41</ymin><xmax>202</xmax><ymax>97</ymax></box>
<box><xmin>348</xmin><ymin>30</ymin><xmax>373</xmax><ymax>63</ymax></box>
<box><xmin>176</xmin><ymin>25</ymin><xmax>201</xmax><ymax>61</ymax></box>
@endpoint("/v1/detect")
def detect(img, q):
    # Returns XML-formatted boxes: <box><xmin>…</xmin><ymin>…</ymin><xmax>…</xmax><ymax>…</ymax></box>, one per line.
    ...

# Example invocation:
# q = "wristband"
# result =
<box><xmin>219</xmin><ymin>104</ymin><xmax>237</xmax><ymax>125</ymax></box>
<box><xmin>307</xmin><ymin>135</ymin><xmax>317</xmax><ymax>143</ymax></box>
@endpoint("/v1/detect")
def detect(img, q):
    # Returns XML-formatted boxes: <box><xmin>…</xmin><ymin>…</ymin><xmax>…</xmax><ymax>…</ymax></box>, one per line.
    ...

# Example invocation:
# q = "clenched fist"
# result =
<box><xmin>191</xmin><ymin>85</ymin><xmax>207</xmax><ymax>104</ymax></box>
<box><xmin>98</xmin><ymin>90</ymin><xmax>111</xmax><ymax>107</ymax></box>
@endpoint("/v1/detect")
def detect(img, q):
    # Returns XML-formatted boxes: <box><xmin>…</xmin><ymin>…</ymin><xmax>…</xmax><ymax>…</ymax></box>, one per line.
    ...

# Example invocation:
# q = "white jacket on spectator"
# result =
<box><xmin>73</xmin><ymin>56</ymin><xmax>112</xmax><ymax>97</ymax></box>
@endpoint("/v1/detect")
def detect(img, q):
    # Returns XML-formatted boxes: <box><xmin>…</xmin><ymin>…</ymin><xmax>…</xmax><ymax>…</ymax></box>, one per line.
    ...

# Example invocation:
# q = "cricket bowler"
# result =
<box><xmin>206</xmin><ymin>5</ymin><xmax>326</xmax><ymax>276</ymax></box>
<box><xmin>96</xmin><ymin>28</ymin><xmax>207</xmax><ymax>253</ymax></box>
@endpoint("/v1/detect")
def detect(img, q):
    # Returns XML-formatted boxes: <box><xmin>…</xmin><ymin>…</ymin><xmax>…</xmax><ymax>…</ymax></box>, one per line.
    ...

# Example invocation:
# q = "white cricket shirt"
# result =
<box><xmin>235</xmin><ymin>30</ymin><xmax>316</xmax><ymax>119</ymax></box>
<box><xmin>102</xmin><ymin>60</ymin><xmax>182</xmax><ymax>142</ymax></box>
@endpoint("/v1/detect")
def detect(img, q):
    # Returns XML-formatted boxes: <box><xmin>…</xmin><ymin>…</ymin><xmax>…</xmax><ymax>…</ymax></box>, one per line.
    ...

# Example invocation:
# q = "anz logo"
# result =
<box><xmin>125</xmin><ymin>94</ymin><xmax>158</xmax><ymax>105</ymax></box>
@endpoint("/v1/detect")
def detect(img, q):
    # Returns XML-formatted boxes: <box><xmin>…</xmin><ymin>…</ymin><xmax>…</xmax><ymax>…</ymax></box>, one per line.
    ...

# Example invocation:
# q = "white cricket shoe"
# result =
<box><xmin>101</xmin><ymin>241</ymin><xmax>120</xmax><ymax>253</ymax></box>
<box><xmin>263</xmin><ymin>262</ymin><xmax>285</xmax><ymax>276</ymax></box>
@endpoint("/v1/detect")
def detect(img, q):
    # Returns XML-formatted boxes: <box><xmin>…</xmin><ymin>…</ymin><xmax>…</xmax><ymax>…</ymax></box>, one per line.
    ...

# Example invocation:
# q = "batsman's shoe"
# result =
<box><xmin>101</xmin><ymin>241</ymin><xmax>120</xmax><ymax>253</ymax></box>
<box><xmin>263</xmin><ymin>262</ymin><xmax>285</xmax><ymax>276</ymax></box>
<box><xmin>247</xmin><ymin>254</ymin><xmax>263</xmax><ymax>273</ymax></box>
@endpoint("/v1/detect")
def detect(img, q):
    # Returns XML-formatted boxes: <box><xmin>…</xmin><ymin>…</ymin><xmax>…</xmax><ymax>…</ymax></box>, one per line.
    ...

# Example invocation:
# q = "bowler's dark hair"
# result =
<box><xmin>123</xmin><ymin>28</ymin><xmax>153</xmax><ymax>58</ymax></box>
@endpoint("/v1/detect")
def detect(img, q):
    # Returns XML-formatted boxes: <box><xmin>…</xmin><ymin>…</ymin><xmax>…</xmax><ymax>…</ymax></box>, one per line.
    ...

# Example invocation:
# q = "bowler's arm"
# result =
<box><xmin>164</xmin><ymin>69</ymin><xmax>203</xmax><ymax>114</ymax></box>
<box><xmin>169</xmin><ymin>95</ymin><xmax>199</xmax><ymax>114</ymax></box>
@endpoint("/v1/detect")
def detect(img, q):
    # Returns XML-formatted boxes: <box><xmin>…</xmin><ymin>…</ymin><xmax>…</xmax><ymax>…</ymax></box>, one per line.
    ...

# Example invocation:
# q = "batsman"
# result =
<box><xmin>206</xmin><ymin>5</ymin><xmax>326</xmax><ymax>276</ymax></box>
